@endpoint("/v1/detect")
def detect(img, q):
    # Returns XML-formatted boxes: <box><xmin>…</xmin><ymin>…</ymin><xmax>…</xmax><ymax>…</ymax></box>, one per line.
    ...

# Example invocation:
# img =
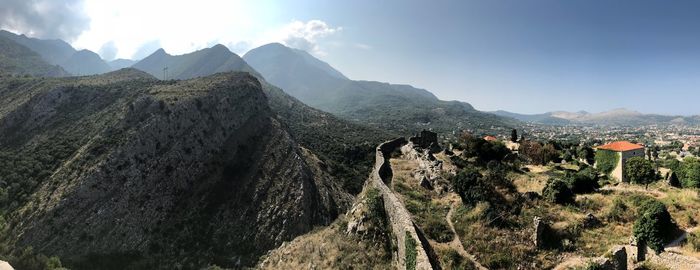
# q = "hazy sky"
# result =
<box><xmin>2</xmin><ymin>0</ymin><xmax>700</xmax><ymax>115</ymax></box>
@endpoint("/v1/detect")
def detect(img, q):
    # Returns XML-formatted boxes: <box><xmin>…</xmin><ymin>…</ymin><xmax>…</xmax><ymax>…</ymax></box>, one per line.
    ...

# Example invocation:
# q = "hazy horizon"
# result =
<box><xmin>3</xmin><ymin>0</ymin><xmax>700</xmax><ymax>115</ymax></box>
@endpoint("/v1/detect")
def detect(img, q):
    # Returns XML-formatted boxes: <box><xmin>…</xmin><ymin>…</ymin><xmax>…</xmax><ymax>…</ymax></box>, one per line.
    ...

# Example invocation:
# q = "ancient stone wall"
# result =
<box><xmin>369</xmin><ymin>138</ymin><xmax>438</xmax><ymax>270</ymax></box>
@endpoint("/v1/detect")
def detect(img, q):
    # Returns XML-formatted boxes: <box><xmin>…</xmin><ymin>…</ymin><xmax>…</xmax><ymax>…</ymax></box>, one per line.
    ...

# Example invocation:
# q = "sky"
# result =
<box><xmin>1</xmin><ymin>0</ymin><xmax>700</xmax><ymax>115</ymax></box>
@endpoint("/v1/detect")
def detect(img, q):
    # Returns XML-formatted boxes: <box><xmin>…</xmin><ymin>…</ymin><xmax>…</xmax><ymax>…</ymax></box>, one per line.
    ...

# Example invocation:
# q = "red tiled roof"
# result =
<box><xmin>483</xmin><ymin>135</ymin><xmax>498</xmax><ymax>141</ymax></box>
<box><xmin>596</xmin><ymin>141</ymin><xmax>644</xmax><ymax>152</ymax></box>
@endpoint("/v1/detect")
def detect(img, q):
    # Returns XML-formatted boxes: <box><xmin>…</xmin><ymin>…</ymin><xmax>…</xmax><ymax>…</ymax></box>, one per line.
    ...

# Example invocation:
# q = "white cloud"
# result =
<box><xmin>279</xmin><ymin>20</ymin><xmax>342</xmax><ymax>55</ymax></box>
<box><xmin>73</xmin><ymin>0</ymin><xmax>263</xmax><ymax>59</ymax></box>
<box><xmin>0</xmin><ymin>0</ymin><xmax>89</xmax><ymax>41</ymax></box>
<box><xmin>71</xmin><ymin>0</ymin><xmax>343</xmax><ymax>60</ymax></box>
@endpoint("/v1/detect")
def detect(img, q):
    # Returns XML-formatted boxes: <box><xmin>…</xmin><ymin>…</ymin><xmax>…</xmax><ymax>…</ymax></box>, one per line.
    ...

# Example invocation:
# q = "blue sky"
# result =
<box><xmin>291</xmin><ymin>0</ymin><xmax>700</xmax><ymax>115</ymax></box>
<box><xmin>2</xmin><ymin>0</ymin><xmax>700</xmax><ymax>115</ymax></box>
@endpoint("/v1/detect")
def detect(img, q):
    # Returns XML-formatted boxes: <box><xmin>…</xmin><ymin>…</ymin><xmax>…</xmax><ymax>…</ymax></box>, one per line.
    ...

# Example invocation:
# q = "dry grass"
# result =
<box><xmin>451</xmin><ymin>204</ymin><xmax>559</xmax><ymax>269</ymax></box>
<box><xmin>512</xmin><ymin>171</ymin><xmax>548</xmax><ymax>193</ymax></box>
<box><xmin>257</xmin><ymin>219</ymin><xmax>393</xmax><ymax>270</ymax></box>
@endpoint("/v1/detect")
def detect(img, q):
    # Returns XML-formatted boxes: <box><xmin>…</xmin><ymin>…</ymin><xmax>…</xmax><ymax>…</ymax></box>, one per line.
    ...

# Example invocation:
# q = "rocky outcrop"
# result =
<box><xmin>0</xmin><ymin>70</ymin><xmax>351</xmax><ymax>268</ymax></box>
<box><xmin>0</xmin><ymin>261</ymin><xmax>13</xmax><ymax>270</ymax></box>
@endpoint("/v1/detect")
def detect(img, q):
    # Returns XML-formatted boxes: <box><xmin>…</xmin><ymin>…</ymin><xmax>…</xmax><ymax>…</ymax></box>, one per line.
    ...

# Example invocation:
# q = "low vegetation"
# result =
<box><xmin>633</xmin><ymin>199</ymin><xmax>677</xmax><ymax>253</ymax></box>
<box><xmin>543</xmin><ymin>178</ymin><xmax>575</xmax><ymax>205</ymax></box>
<box><xmin>405</xmin><ymin>232</ymin><xmax>417</xmax><ymax>270</ymax></box>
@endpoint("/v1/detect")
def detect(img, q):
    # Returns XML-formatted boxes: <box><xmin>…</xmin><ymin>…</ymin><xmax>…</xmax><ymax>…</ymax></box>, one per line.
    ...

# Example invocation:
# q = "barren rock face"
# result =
<box><xmin>0</xmin><ymin>70</ymin><xmax>349</xmax><ymax>268</ymax></box>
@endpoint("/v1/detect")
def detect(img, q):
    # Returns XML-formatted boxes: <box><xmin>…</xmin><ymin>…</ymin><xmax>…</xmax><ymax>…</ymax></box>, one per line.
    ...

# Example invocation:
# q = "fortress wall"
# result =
<box><xmin>369</xmin><ymin>137</ymin><xmax>438</xmax><ymax>270</ymax></box>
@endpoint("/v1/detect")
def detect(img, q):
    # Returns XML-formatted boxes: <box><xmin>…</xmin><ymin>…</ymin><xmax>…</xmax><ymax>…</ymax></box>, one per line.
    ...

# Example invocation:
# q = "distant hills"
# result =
<box><xmin>493</xmin><ymin>108</ymin><xmax>700</xmax><ymax>126</ymax></box>
<box><xmin>0</xmin><ymin>30</ymin><xmax>126</xmax><ymax>76</ymax></box>
<box><xmin>1</xmin><ymin>29</ymin><xmax>518</xmax><ymax>134</ymax></box>
<box><xmin>108</xmin><ymin>58</ymin><xmax>137</xmax><ymax>70</ymax></box>
<box><xmin>0</xmin><ymin>35</ymin><xmax>68</xmax><ymax>77</ymax></box>
<box><xmin>132</xmin><ymin>45</ymin><xmax>260</xmax><ymax>80</ymax></box>
<box><xmin>127</xmin><ymin>42</ymin><xmax>516</xmax><ymax>134</ymax></box>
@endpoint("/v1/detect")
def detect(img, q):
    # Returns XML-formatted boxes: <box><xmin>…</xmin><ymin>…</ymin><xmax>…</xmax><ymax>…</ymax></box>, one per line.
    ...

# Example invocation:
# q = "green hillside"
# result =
<box><xmin>0</xmin><ymin>36</ymin><xmax>69</xmax><ymax>77</ymax></box>
<box><xmin>244</xmin><ymin>43</ymin><xmax>518</xmax><ymax>135</ymax></box>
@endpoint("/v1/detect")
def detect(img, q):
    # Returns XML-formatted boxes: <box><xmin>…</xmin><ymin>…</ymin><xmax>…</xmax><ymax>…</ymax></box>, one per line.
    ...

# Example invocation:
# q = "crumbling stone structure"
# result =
<box><xmin>369</xmin><ymin>138</ymin><xmax>439</xmax><ymax>269</ymax></box>
<box><xmin>410</xmin><ymin>130</ymin><xmax>439</xmax><ymax>150</ymax></box>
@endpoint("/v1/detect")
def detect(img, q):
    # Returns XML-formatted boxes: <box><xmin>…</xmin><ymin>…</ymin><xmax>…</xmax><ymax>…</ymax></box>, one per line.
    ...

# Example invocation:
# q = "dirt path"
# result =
<box><xmin>625</xmin><ymin>244</ymin><xmax>700</xmax><ymax>270</ymax></box>
<box><xmin>600</xmin><ymin>184</ymin><xmax>667</xmax><ymax>198</ymax></box>
<box><xmin>445</xmin><ymin>202</ymin><xmax>488</xmax><ymax>270</ymax></box>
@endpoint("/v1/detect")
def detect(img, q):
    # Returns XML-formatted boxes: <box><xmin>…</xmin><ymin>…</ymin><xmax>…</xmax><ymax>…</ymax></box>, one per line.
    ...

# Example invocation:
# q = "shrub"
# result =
<box><xmin>633</xmin><ymin>199</ymin><xmax>676</xmax><ymax>253</ymax></box>
<box><xmin>440</xmin><ymin>249</ymin><xmax>476</xmax><ymax>270</ymax></box>
<box><xmin>451</xmin><ymin>167</ymin><xmax>490</xmax><ymax>205</ymax></box>
<box><xmin>566</xmin><ymin>167</ymin><xmax>600</xmax><ymax>193</ymax></box>
<box><xmin>625</xmin><ymin>157</ymin><xmax>656</xmax><ymax>187</ymax></box>
<box><xmin>485</xmin><ymin>160</ymin><xmax>515</xmax><ymax>190</ymax></box>
<box><xmin>543</xmin><ymin>178</ymin><xmax>575</xmax><ymax>205</ymax></box>
<box><xmin>686</xmin><ymin>231</ymin><xmax>700</xmax><ymax>252</ymax></box>
<box><xmin>595</xmin><ymin>150</ymin><xmax>618</xmax><ymax>175</ymax></box>
<box><xmin>605</xmin><ymin>197</ymin><xmax>633</xmax><ymax>223</ymax></box>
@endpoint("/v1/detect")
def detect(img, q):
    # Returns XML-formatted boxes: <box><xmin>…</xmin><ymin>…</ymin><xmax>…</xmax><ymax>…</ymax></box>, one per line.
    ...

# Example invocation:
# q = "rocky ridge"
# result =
<box><xmin>0</xmin><ymin>70</ymin><xmax>351</xmax><ymax>269</ymax></box>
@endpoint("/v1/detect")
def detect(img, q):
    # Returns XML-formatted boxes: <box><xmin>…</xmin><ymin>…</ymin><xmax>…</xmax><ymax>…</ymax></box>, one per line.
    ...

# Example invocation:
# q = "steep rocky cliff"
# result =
<box><xmin>0</xmin><ymin>69</ymin><xmax>351</xmax><ymax>269</ymax></box>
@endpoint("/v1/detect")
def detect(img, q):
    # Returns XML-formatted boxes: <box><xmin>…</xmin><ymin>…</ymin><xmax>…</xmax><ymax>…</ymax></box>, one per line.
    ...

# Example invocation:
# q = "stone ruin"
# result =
<box><xmin>403</xmin><ymin>131</ymin><xmax>450</xmax><ymax>194</ymax></box>
<box><xmin>533</xmin><ymin>216</ymin><xmax>546</xmax><ymax>249</ymax></box>
<box><xmin>409</xmin><ymin>129</ymin><xmax>440</xmax><ymax>152</ymax></box>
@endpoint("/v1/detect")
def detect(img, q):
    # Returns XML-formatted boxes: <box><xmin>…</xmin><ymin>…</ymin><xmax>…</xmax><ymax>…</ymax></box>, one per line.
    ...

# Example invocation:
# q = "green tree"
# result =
<box><xmin>542</xmin><ymin>178</ymin><xmax>575</xmax><ymax>205</ymax></box>
<box><xmin>625</xmin><ymin>157</ymin><xmax>656</xmax><ymax>188</ymax></box>
<box><xmin>511</xmin><ymin>129</ymin><xmax>518</xmax><ymax>143</ymax></box>
<box><xmin>460</xmin><ymin>135</ymin><xmax>510</xmax><ymax>164</ymax></box>
<box><xmin>678</xmin><ymin>157</ymin><xmax>700</xmax><ymax>188</ymax></box>
<box><xmin>577</xmin><ymin>146</ymin><xmax>596</xmax><ymax>165</ymax></box>
<box><xmin>667</xmin><ymin>171</ymin><xmax>681</xmax><ymax>188</ymax></box>
<box><xmin>633</xmin><ymin>199</ymin><xmax>676</xmax><ymax>253</ymax></box>
<box><xmin>542</xmin><ymin>144</ymin><xmax>560</xmax><ymax>164</ymax></box>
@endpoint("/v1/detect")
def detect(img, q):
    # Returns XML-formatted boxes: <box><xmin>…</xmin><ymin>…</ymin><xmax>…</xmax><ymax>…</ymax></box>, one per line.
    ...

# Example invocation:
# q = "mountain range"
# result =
<box><xmin>243</xmin><ymin>43</ymin><xmax>516</xmax><ymax>134</ymax></box>
<box><xmin>132</xmin><ymin>45</ymin><xmax>259</xmax><ymax>80</ymax></box>
<box><xmin>0</xmin><ymin>35</ymin><xmax>68</xmax><ymax>77</ymax></box>
<box><xmin>0</xmin><ymin>30</ymin><xmax>123</xmax><ymax>76</ymax></box>
<box><xmin>493</xmin><ymin>108</ymin><xmax>700</xmax><ymax>126</ymax></box>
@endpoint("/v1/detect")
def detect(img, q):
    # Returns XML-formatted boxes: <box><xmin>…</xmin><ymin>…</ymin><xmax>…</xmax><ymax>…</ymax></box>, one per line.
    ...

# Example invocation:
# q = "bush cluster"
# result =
<box><xmin>565</xmin><ymin>167</ymin><xmax>600</xmax><ymax>193</ymax></box>
<box><xmin>633</xmin><ymin>199</ymin><xmax>676</xmax><ymax>253</ymax></box>
<box><xmin>458</xmin><ymin>133</ymin><xmax>510</xmax><ymax>164</ymax></box>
